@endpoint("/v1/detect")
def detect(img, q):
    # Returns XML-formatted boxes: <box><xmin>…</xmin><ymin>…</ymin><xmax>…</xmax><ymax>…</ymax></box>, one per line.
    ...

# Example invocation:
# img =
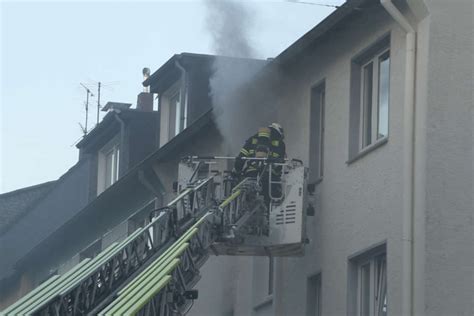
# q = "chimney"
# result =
<box><xmin>137</xmin><ymin>67</ymin><xmax>154</xmax><ymax>111</ymax></box>
<box><xmin>136</xmin><ymin>92</ymin><xmax>154</xmax><ymax>111</ymax></box>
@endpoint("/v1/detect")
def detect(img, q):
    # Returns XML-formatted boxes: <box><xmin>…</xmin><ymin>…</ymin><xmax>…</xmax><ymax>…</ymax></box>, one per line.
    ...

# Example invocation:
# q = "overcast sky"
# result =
<box><xmin>0</xmin><ymin>0</ymin><xmax>342</xmax><ymax>193</ymax></box>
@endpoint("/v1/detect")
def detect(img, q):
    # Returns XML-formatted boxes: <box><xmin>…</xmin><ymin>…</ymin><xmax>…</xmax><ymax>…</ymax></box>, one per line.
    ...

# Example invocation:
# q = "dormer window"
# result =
<box><xmin>159</xmin><ymin>80</ymin><xmax>187</xmax><ymax>146</ymax></box>
<box><xmin>170</xmin><ymin>90</ymin><xmax>186</xmax><ymax>137</ymax></box>
<box><xmin>104</xmin><ymin>145</ymin><xmax>120</xmax><ymax>187</ymax></box>
<box><xmin>97</xmin><ymin>135</ymin><xmax>120</xmax><ymax>194</ymax></box>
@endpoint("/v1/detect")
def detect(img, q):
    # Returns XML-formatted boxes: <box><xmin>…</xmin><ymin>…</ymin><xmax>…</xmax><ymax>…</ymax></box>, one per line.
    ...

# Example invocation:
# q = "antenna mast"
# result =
<box><xmin>97</xmin><ymin>81</ymin><xmax>101</xmax><ymax>125</ymax></box>
<box><xmin>80</xmin><ymin>83</ymin><xmax>94</xmax><ymax>135</ymax></box>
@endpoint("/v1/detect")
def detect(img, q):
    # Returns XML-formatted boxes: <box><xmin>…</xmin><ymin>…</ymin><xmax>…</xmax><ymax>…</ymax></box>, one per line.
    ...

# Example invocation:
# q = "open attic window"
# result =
<box><xmin>97</xmin><ymin>134</ymin><xmax>120</xmax><ymax>195</ymax></box>
<box><xmin>159</xmin><ymin>80</ymin><xmax>187</xmax><ymax>146</ymax></box>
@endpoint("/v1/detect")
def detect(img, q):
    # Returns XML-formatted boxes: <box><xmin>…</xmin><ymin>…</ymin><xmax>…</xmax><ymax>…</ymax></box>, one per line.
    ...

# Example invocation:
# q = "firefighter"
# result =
<box><xmin>233</xmin><ymin>123</ymin><xmax>286</xmax><ymax>202</ymax></box>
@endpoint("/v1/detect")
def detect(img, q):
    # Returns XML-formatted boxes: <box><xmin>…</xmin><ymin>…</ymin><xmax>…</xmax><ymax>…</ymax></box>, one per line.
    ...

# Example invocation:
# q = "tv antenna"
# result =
<box><xmin>97</xmin><ymin>81</ymin><xmax>101</xmax><ymax>125</ymax></box>
<box><xmin>80</xmin><ymin>83</ymin><xmax>94</xmax><ymax>135</ymax></box>
<box><xmin>82</xmin><ymin>80</ymin><xmax>119</xmax><ymax>126</ymax></box>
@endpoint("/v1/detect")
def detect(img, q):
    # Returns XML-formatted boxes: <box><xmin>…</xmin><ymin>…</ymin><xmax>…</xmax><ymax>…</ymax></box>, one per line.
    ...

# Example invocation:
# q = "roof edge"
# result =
<box><xmin>274</xmin><ymin>0</ymin><xmax>370</xmax><ymax>65</ymax></box>
<box><xmin>0</xmin><ymin>181</ymin><xmax>57</xmax><ymax>198</ymax></box>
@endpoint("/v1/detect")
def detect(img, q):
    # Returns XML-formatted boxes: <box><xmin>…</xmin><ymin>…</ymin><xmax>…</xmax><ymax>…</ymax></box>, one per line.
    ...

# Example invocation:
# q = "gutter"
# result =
<box><xmin>380</xmin><ymin>1</ymin><xmax>417</xmax><ymax>315</ymax></box>
<box><xmin>175</xmin><ymin>57</ymin><xmax>189</xmax><ymax>129</ymax></box>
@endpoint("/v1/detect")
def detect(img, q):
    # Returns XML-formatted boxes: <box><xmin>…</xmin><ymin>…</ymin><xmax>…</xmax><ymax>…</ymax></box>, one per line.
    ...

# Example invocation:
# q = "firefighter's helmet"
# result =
<box><xmin>269</xmin><ymin>123</ymin><xmax>284</xmax><ymax>139</ymax></box>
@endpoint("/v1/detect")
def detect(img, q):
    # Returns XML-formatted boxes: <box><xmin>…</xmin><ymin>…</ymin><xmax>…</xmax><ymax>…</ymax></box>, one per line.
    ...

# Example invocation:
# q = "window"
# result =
<box><xmin>253</xmin><ymin>256</ymin><xmax>274</xmax><ymax>314</ymax></box>
<box><xmin>309</xmin><ymin>83</ymin><xmax>325</xmax><ymax>183</ymax></box>
<box><xmin>169</xmin><ymin>92</ymin><xmax>179</xmax><ymax>137</ymax></box>
<box><xmin>360</xmin><ymin>51</ymin><xmax>390</xmax><ymax>148</ymax></box>
<box><xmin>349</xmin><ymin>36</ymin><xmax>390</xmax><ymax>161</ymax></box>
<box><xmin>349</xmin><ymin>245</ymin><xmax>387</xmax><ymax>316</ymax></box>
<box><xmin>97</xmin><ymin>135</ymin><xmax>120</xmax><ymax>194</ymax></box>
<box><xmin>253</xmin><ymin>256</ymin><xmax>274</xmax><ymax>308</ymax></box>
<box><xmin>161</xmin><ymin>81</ymin><xmax>187</xmax><ymax>145</ymax></box>
<box><xmin>268</xmin><ymin>256</ymin><xmax>274</xmax><ymax>296</ymax></box>
<box><xmin>168</xmin><ymin>90</ymin><xmax>186</xmax><ymax>138</ymax></box>
<box><xmin>307</xmin><ymin>273</ymin><xmax>322</xmax><ymax>316</ymax></box>
<box><xmin>104</xmin><ymin>145</ymin><xmax>120</xmax><ymax>188</ymax></box>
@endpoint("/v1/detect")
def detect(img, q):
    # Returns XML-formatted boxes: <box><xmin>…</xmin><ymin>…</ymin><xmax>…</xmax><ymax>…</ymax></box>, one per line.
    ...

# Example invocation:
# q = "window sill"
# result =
<box><xmin>254</xmin><ymin>295</ymin><xmax>273</xmax><ymax>310</ymax></box>
<box><xmin>346</xmin><ymin>137</ymin><xmax>388</xmax><ymax>165</ymax></box>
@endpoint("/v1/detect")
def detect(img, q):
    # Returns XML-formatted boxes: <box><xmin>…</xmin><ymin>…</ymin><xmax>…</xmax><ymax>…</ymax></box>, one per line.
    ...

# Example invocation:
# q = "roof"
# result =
<box><xmin>17</xmin><ymin>109</ymin><xmax>215</xmax><ymax>269</ymax></box>
<box><xmin>76</xmin><ymin>109</ymin><xmax>159</xmax><ymax>149</ymax></box>
<box><xmin>0</xmin><ymin>181</ymin><xmax>57</xmax><ymax>235</ymax></box>
<box><xmin>143</xmin><ymin>52</ymin><xmax>267</xmax><ymax>92</ymax></box>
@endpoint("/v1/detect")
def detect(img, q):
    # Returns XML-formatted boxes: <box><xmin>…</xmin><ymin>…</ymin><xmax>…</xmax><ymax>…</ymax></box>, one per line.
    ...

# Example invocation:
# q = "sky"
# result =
<box><xmin>0</xmin><ymin>0</ymin><xmax>343</xmax><ymax>193</ymax></box>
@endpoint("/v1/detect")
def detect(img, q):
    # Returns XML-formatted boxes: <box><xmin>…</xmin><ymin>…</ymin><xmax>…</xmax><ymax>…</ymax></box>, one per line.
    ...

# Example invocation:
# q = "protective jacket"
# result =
<box><xmin>234</xmin><ymin>127</ymin><xmax>286</xmax><ymax>177</ymax></box>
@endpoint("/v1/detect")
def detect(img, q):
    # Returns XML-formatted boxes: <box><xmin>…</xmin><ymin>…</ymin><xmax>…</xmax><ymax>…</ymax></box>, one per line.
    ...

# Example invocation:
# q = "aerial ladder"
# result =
<box><xmin>2</xmin><ymin>156</ymin><xmax>308</xmax><ymax>316</ymax></box>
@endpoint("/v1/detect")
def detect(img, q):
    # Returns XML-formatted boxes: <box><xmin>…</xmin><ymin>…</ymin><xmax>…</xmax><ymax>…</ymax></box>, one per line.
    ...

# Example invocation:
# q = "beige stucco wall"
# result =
<box><xmin>422</xmin><ymin>0</ymin><xmax>473</xmax><ymax>315</ymax></box>
<box><xmin>270</xmin><ymin>6</ymin><xmax>406</xmax><ymax>316</ymax></box>
<box><xmin>191</xmin><ymin>1</ymin><xmax>470</xmax><ymax>315</ymax></box>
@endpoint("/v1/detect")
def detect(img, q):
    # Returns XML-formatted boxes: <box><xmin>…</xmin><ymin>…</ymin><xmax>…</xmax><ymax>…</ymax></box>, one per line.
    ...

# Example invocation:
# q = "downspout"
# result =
<box><xmin>175</xmin><ymin>58</ymin><xmax>189</xmax><ymax>130</ymax></box>
<box><xmin>380</xmin><ymin>1</ymin><xmax>417</xmax><ymax>315</ymax></box>
<box><xmin>114</xmin><ymin>111</ymin><xmax>126</xmax><ymax>177</ymax></box>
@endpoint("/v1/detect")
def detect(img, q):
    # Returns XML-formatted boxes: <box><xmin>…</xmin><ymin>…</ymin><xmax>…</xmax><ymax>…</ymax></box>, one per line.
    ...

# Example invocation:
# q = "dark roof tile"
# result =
<box><xmin>0</xmin><ymin>181</ymin><xmax>57</xmax><ymax>235</ymax></box>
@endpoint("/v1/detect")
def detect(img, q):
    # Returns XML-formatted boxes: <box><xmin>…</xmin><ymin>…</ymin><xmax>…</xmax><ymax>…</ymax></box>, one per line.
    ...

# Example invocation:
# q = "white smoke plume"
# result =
<box><xmin>204</xmin><ymin>0</ymin><xmax>271</xmax><ymax>154</ymax></box>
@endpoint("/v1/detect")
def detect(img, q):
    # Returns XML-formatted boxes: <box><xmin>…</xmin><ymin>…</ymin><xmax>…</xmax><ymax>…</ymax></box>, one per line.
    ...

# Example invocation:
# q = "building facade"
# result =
<box><xmin>193</xmin><ymin>0</ymin><xmax>473</xmax><ymax>315</ymax></box>
<box><xmin>1</xmin><ymin>0</ymin><xmax>472</xmax><ymax>315</ymax></box>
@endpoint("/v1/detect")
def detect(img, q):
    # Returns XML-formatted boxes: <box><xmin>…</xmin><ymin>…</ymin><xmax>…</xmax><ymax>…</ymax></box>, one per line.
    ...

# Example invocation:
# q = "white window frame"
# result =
<box><xmin>359</xmin><ymin>49</ymin><xmax>390</xmax><ymax>150</ymax></box>
<box><xmin>160</xmin><ymin>80</ymin><xmax>187</xmax><ymax>145</ymax></box>
<box><xmin>348</xmin><ymin>35</ymin><xmax>391</xmax><ymax>163</ymax></box>
<box><xmin>169</xmin><ymin>91</ymin><xmax>181</xmax><ymax>137</ymax></box>
<box><xmin>354</xmin><ymin>251</ymin><xmax>387</xmax><ymax>316</ymax></box>
<box><xmin>97</xmin><ymin>135</ymin><xmax>120</xmax><ymax>194</ymax></box>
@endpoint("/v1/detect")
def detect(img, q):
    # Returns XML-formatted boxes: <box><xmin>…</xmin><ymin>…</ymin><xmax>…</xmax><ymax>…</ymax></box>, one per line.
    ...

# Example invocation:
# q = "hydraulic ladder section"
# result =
<box><xmin>98</xmin><ymin>213</ymin><xmax>212</xmax><ymax>316</ymax></box>
<box><xmin>1</xmin><ymin>175</ymin><xmax>216</xmax><ymax>316</ymax></box>
<box><xmin>1</xmin><ymin>157</ymin><xmax>307</xmax><ymax>316</ymax></box>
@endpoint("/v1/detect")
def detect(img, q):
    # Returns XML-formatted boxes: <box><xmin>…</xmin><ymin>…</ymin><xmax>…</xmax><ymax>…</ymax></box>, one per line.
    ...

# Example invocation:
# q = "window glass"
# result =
<box><xmin>171</xmin><ymin>92</ymin><xmax>181</xmax><ymax>136</ymax></box>
<box><xmin>97</xmin><ymin>136</ymin><xmax>121</xmax><ymax>194</ymax></box>
<box><xmin>103</xmin><ymin>145</ymin><xmax>119</xmax><ymax>189</ymax></box>
<box><xmin>377</xmin><ymin>52</ymin><xmax>390</xmax><ymax>139</ymax></box>
<box><xmin>362</xmin><ymin>63</ymin><xmax>373</xmax><ymax>147</ymax></box>
<box><xmin>375</xmin><ymin>255</ymin><xmax>387</xmax><ymax>316</ymax></box>
<box><xmin>350</xmin><ymin>248</ymin><xmax>387</xmax><ymax>316</ymax></box>
<box><xmin>114</xmin><ymin>146</ymin><xmax>120</xmax><ymax>182</ymax></box>
<box><xmin>105</xmin><ymin>149</ymin><xmax>114</xmax><ymax>188</ymax></box>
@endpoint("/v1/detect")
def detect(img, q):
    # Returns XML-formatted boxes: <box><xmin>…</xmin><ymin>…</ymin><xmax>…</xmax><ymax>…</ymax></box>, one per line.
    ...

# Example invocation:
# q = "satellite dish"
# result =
<box><xmin>142</xmin><ymin>67</ymin><xmax>151</xmax><ymax>77</ymax></box>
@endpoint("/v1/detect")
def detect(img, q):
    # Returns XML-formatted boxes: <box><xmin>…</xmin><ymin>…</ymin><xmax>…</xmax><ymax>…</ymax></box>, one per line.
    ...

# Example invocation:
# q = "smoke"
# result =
<box><xmin>204</xmin><ymin>0</ymin><xmax>271</xmax><ymax>154</ymax></box>
<box><xmin>205</xmin><ymin>0</ymin><xmax>255</xmax><ymax>58</ymax></box>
